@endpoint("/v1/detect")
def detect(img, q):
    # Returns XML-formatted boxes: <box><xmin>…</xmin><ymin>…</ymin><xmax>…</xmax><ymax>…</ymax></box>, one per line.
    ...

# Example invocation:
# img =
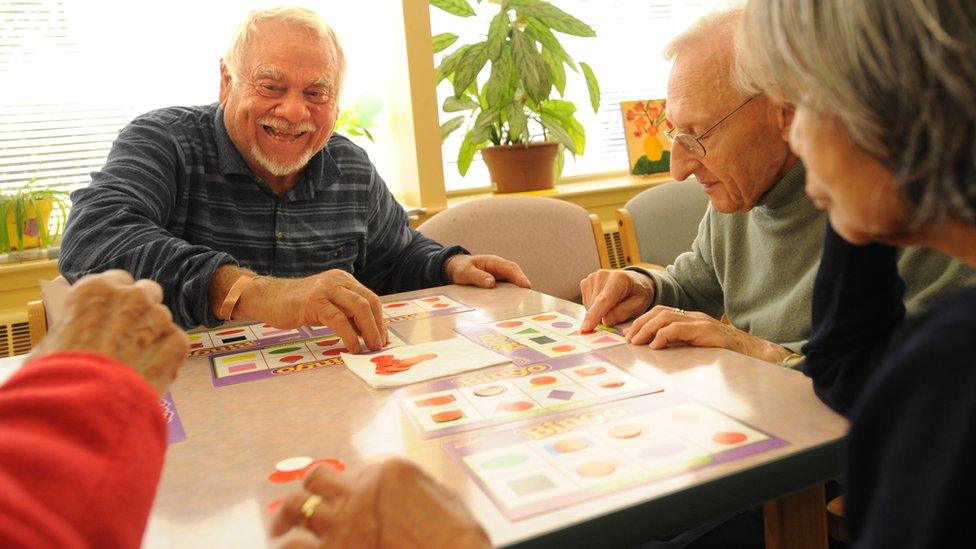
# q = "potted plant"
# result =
<box><xmin>0</xmin><ymin>181</ymin><xmax>71</xmax><ymax>253</ymax></box>
<box><xmin>431</xmin><ymin>0</ymin><xmax>600</xmax><ymax>192</ymax></box>
<box><xmin>336</xmin><ymin>96</ymin><xmax>382</xmax><ymax>143</ymax></box>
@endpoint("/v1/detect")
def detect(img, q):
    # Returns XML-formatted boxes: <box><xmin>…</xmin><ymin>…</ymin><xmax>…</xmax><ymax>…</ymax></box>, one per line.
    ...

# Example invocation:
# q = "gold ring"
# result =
<box><xmin>300</xmin><ymin>494</ymin><xmax>324</xmax><ymax>521</ymax></box>
<box><xmin>673</xmin><ymin>308</ymin><xmax>686</xmax><ymax>315</ymax></box>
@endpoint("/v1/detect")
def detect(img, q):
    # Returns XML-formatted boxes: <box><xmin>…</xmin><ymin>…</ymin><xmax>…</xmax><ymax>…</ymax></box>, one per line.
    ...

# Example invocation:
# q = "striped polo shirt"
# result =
<box><xmin>60</xmin><ymin>103</ymin><xmax>464</xmax><ymax>328</ymax></box>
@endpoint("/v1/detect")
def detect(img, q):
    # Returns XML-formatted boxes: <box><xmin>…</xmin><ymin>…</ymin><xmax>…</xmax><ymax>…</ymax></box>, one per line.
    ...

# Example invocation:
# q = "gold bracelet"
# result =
<box><xmin>780</xmin><ymin>352</ymin><xmax>804</xmax><ymax>369</ymax></box>
<box><xmin>216</xmin><ymin>274</ymin><xmax>258</xmax><ymax>320</ymax></box>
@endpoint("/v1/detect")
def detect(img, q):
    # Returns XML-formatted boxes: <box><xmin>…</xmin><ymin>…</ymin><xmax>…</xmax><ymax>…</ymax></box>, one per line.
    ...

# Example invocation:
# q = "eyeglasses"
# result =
<box><xmin>664</xmin><ymin>95</ymin><xmax>758</xmax><ymax>159</ymax></box>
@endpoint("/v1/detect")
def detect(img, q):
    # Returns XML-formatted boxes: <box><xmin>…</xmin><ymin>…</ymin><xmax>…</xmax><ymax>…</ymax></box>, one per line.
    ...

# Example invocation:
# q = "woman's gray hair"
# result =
<box><xmin>224</xmin><ymin>6</ymin><xmax>346</xmax><ymax>92</ymax></box>
<box><xmin>735</xmin><ymin>0</ymin><xmax>976</xmax><ymax>226</ymax></box>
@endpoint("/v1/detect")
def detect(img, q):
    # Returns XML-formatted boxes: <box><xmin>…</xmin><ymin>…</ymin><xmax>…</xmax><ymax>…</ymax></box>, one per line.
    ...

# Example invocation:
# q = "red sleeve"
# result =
<box><xmin>0</xmin><ymin>351</ymin><xmax>167</xmax><ymax>549</ymax></box>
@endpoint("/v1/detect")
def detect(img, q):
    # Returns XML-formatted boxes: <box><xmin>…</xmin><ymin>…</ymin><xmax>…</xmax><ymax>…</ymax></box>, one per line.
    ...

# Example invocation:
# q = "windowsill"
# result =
<box><xmin>0</xmin><ymin>257</ymin><xmax>59</xmax><ymax>310</ymax></box>
<box><xmin>444</xmin><ymin>171</ymin><xmax>674</xmax><ymax>204</ymax></box>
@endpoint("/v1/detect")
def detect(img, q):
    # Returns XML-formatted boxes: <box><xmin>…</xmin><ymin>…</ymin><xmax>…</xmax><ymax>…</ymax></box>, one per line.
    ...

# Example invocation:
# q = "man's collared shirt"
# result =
<box><xmin>61</xmin><ymin>103</ymin><xmax>463</xmax><ymax>328</ymax></box>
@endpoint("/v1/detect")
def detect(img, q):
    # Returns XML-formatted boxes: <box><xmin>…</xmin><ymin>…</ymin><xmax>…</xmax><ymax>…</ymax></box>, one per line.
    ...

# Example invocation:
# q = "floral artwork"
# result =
<box><xmin>620</xmin><ymin>99</ymin><xmax>674</xmax><ymax>175</ymax></box>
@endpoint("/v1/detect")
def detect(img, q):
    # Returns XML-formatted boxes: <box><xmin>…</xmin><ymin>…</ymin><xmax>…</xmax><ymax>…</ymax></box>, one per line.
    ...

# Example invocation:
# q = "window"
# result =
<box><xmin>0</xmin><ymin>0</ymin><xmax>407</xmax><ymax>200</ymax></box>
<box><xmin>431</xmin><ymin>0</ymin><xmax>731</xmax><ymax>193</ymax></box>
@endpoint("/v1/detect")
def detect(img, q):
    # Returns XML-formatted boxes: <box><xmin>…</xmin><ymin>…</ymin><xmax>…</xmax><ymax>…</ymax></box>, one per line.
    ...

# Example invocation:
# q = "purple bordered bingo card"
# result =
<box><xmin>161</xmin><ymin>392</ymin><xmax>186</xmax><ymax>443</ymax></box>
<box><xmin>443</xmin><ymin>391</ymin><xmax>789</xmax><ymax>520</ymax></box>
<box><xmin>394</xmin><ymin>353</ymin><xmax>664</xmax><ymax>439</ymax></box>
<box><xmin>306</xmin><ymin>294</ymin><xmax>474</xmax><ymax>337</ymax></box>
<box><xmin>207</xmin><ymin>329</ymin><xmax>409</xmax><ymax>387</ymax></box>
<box><xmin>455</xmin><ymin>310</ymin><xmax>627</xmax><ymax>366</ymax></box>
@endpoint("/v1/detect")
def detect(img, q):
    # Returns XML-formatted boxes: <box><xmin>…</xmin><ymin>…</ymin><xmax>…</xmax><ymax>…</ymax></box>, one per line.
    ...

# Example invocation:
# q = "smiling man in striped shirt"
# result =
<box><xmin>59</xmin><ymin>7</ymin><xmax>530</xmax><ymax>353</ymax></box>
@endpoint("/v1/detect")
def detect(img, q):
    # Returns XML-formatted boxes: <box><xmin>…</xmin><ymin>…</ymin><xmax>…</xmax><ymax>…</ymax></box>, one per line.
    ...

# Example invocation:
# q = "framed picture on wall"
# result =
<box><xmin>620</xmin><ymin>99</ymin><xmax>673</xmax><ymax>176</ymax></box>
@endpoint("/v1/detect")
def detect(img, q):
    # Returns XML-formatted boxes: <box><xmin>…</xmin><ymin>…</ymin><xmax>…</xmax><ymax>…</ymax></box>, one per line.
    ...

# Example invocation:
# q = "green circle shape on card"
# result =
<box><xmin>481</xmin><ymin>453</ymin><xmax>530</xmax><ymax>470</ymax></box>
<box><xmin>269</xmin><ymin>346</ymin><xmax>303</xmax><ymax>354</ymax></box>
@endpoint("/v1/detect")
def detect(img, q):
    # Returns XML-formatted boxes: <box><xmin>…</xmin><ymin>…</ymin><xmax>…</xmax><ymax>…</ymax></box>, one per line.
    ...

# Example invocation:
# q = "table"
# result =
<box><xmin>5</xmin><ymin>283</ymin><xmax>848</xmax><ymax>547</ymax></box>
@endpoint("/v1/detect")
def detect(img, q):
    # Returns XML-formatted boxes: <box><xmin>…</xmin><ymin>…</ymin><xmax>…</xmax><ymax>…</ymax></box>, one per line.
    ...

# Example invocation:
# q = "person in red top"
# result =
<box><xmin>0</xmin><ymin>270</ymin><xmax>188</xmax><ymax>548</ymax></box>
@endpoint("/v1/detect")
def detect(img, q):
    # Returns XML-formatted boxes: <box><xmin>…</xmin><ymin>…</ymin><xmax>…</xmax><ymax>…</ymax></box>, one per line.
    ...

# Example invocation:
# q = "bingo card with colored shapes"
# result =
<box><xmin>394</xmin><ymin>353</ymin><xmax>663</xmax><ymax>439</ymax></box>
<box><xmin>443</xmin><ymin>391</ymin><xmax>788</xmax><ymax>520</ymax></box>
<box><xmin>208</xmin><ymin>330</ymin><xmax>408</xmax><ymax>387</ymax></box>
<box><xmin>455</xmin><ymin>311</ymin><xmax>627</xmax><ymax>366</ymax></box>
<box><xmin>187</xmin><ymin>295</ymin><xmax>472</xmax><ymax>358</ymax></box>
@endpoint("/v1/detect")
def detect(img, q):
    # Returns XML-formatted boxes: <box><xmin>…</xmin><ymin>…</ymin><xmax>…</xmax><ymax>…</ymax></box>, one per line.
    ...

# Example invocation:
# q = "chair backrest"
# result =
<box><xmin>618</xmin><ymin>179</ymin><xmax>710</xmax><ymax>268</ymax></box>
<box><xmin>417</xmin><ymin>196</ymin><xmax>610</xmax><ymax>302</ymax></box>
<box><xmin>27</xmin><ymin>276</ymin><xmax>69</xmax><ymax>348</ymax></box>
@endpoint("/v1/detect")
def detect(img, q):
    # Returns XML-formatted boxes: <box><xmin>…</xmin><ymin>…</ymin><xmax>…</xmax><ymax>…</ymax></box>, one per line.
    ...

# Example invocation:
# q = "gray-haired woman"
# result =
<box><xmin>737</xmin><ymin>0</ymin><xmax>976</xmax><ymax>547</ymax></box>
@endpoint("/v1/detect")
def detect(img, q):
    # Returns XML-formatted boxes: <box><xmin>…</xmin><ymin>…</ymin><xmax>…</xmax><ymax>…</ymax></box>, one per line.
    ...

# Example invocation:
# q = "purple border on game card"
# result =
<box><xmin>394</xmin><ymin>353</ymin><xmax>664</xmax><ymax>439</ymax></box>
<box><xmin>161</xmin><ymin>392</ymin><xmax>186</xmax><ymax>444</ymax></box>
<box><xmin>212</xmin><ymin>368</ymin><xmax>273</xmax><ymax>387</ymax></box>
<box><xmin>453</xmin><ymin>324</ymin><xmax>548</xmax><ymax>366</ymax></box>
<box><xmin>441</xmin><ymin>391</ymin><xmax>790</xmax><ymax>520</ymax></box>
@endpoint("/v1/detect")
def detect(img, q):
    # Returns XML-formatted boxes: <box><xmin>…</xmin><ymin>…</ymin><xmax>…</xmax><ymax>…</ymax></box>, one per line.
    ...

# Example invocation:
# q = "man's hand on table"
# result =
<box><xmin>445</xmin><ymin>254</ymin><xmax>532</xmax><ymax>289</ymax></box>
<box><xmin>627</xmin><ymin>305</ymin><xmax>794</xmax><ymax>363</ymax></box>
<box><xmin>28</xmin><ymin>270</ymin><xmax>189</xmax><ymax>395</ymax></box>
<box><xmin>272</xmin><ymin>457</ymin><xmax>490</xmax><ymax>548</ymax></box>
<box><xmin>580</xmin><ymin>269</ymin><xmax>655</xmax><ymax>332</ymax></box>
<box><xmin>237</xmin><ymin>270</ymin><xmax>387</xmax><ymax>354</ymax></box>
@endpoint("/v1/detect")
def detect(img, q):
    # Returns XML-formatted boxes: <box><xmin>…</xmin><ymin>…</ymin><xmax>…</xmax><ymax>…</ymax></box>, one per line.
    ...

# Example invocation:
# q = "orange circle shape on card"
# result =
<box><xmin>497</xmin><ymin>321</ymin><xmax>522</xmax><ymax>328</ymax></box>
<box><xmin>416</xmin><ymin>395</ymin><xmax>456</xmax><ymax>407</ymax></box>
<box><xmin>530</xmin><ymin>376</ymin><xmax>558</xmax><ymax>386</ymax></box>
<box><xmin>598</xmin><ymin>379</ymin><xmax>626</xmax><ymax>389</ymax></box>
<box><xmin>577</xmin><ymin>366</ymin><xmax>607</xmax><ymax>377</ymax></box>
<box><xmin>577</xmin><ymin>461</ymin><xmax>616</xmax><ymax>477</ymax></box>
<box><xmin>712</xmin><ymin>431</ymin><xmax>748</xmax><ymax>445</ymax></box>
<box><xmin>552</xmin><ymin>345</ymin><xmax>576</xmax><ymax>353</ymax></box>
<box><xmin>502</xmin><ymin>401</ymin><xmax>534</xmax><ymax>412</ymax></box>
<box><xmin>553</xmin><ymin>438</ymin><xmax>588</xmax><ymax>453</ymax></box>
<box><xmin>432</xmin><ymin>410</ymin><xmax>464</xmax><ymax>423</ymax></box>
<box><xmin>474</xmin><ymin>385</ymin><xmax>506</xmax><ymax>397</ymax></box>
<box><xmin>609</xmin><ymin>425</ymin><xmax>643</xmax><ymax>439</ymax></box>
<box><xmin>532</xmin><ymin>314</ymin><xmax>557</xmax><ymax>321</ymax></box>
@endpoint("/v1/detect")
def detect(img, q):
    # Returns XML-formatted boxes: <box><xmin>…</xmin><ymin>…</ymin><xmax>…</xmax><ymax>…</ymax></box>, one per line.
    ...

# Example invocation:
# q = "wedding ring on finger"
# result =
<box><xmin>671</xmin><ymin>307</ymin><xmax>687</xmax><ymax>315</ymax></box>
<box><xmin>300</xmin><ymin>494</ymin><xmax>324</xmax><ymax>524</ymax></box>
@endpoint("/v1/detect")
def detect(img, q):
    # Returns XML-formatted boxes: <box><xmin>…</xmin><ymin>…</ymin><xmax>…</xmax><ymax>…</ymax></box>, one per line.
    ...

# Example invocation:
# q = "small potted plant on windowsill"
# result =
<box><xmin>0</xmin><ymin>181</ymin><xmax>71</xmax><ymax>254</ymax></box>
<box><xmin>432</xmin><ymin>0</ymin><xmax>600</xmax><ymax>193</ymax></box>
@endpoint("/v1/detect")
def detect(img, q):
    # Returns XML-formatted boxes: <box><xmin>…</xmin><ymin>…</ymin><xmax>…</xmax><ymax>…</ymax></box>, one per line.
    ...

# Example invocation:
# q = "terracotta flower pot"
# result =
<box><xmin>481</xmin><ymin>141</ymin><xmax>559</xmax><ymax>193</ymax></box>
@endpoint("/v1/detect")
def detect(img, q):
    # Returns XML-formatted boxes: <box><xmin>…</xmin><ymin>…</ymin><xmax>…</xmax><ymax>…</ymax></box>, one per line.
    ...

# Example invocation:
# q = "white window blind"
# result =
<box><xmin>0</xmin><ymin>0</ymin><xmax>406</xmax><ymax>200</ymax></box>
<box><xmin>432</xmin><ymin>0</ymin><xmax>733</xmax><ymax>192</ymax></box>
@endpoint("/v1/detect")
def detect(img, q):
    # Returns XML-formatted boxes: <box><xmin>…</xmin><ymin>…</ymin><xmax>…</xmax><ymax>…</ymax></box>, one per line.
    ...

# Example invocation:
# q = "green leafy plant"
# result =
<box><xmin>431</xmin><ymin>0</ymin><xmax>601</xmax><ymax>176</ymax></box>
<box><xmin>336</xmin><ymin>96</ymin><xmax>382</xmax><ymax>142</ymax></box>
<box><xmin>0</xmin><ymin>181</ymin><xmax>71</xmax><ymax>253</ymax></box>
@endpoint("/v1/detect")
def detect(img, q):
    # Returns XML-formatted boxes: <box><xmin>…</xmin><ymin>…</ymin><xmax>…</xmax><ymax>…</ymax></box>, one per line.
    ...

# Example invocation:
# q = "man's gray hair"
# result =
<box><xmin>224</xmin><ymin>6</ymin><xmax>346</xmax><ymax>92</ymax></box>
<box><xmin>663</xmin><ymin>9</ymin><xmax>742</xmax><ymax>61</ymax></box>
<box><xmin>736</xmin><ymin>0</ymin><xmax>976</xmax><ymax>226</ymax></box>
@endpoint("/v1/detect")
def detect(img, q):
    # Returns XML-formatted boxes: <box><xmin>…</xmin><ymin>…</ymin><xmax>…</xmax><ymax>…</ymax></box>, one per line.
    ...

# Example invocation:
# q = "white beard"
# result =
<box><xmin>250</xmin><ymin>144</ymin><xmax>317</xmax><ymax>177</ymax></box>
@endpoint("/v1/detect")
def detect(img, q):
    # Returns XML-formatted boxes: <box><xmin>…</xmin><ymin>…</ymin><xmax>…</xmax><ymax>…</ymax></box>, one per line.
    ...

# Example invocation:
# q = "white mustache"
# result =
<box><xmin>258</xmin><ymin>117</ymin><xmax>316</xmax><ymax>133</ymax></box>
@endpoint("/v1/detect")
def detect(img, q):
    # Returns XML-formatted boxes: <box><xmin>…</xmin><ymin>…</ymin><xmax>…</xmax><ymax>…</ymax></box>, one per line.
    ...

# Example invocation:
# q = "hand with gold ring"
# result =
<box><xmin>271</xmin><ymin>457</ymin><xmax>490</xmax><ymax>548</ymax></box>
<box><xmin>300</xmin><ymin>494</ymin><xmax>324</xmax><ymax>525</ymax></box>
<box><xmin>626</xmin><ymin>304</ymin><xmax>794</xmax><ymax>364</ymax></box>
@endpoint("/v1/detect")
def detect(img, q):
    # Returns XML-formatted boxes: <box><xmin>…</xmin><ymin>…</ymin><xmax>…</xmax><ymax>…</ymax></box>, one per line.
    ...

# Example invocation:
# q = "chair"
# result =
<box><xmin>417</xmin><ymin>196</ymin><xmax>611</xmax><ymax>302</ymax></box>
<box><xmin>617</xmin><ymin>179</ymin><xmax>710</xmax><ymax>270</ymax></box>
<box><xmin>27</xmin><ymin>276</ymin><xmax>70</xmax><ymax>349</ymax></box>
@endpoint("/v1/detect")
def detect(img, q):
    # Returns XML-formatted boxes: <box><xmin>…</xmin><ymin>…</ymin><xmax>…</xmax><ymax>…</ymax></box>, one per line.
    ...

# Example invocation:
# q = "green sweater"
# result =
<box><xmin>632</xmin><ymin>162</ymin><xmax>976</xmax><ymax>355</ymax></box>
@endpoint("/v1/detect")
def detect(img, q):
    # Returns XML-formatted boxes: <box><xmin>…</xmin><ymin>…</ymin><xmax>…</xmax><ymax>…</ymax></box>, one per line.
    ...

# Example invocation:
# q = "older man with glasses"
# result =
<box><xmin>579</xmin><ymin>9</ymin><xmax>975</xmax><ymax>370</ymax></box>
